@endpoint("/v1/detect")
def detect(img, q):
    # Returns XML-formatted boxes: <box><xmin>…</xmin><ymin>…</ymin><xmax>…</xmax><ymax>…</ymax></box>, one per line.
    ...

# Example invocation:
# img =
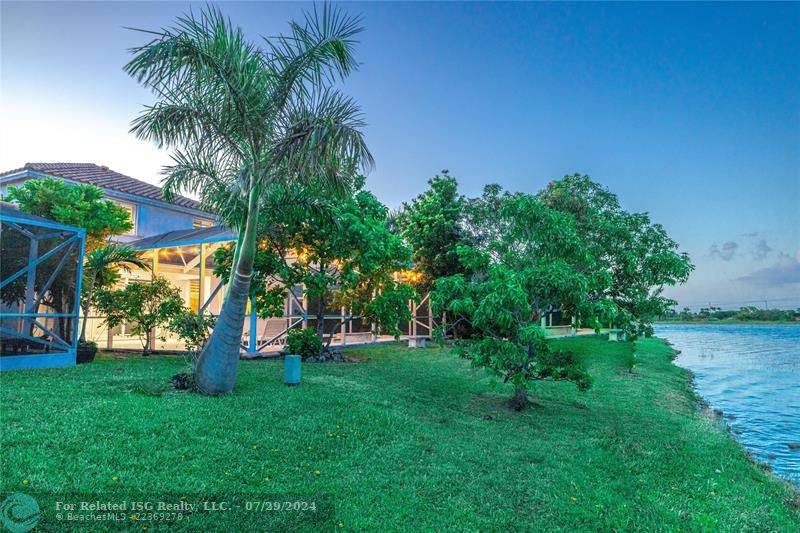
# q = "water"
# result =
<box><xmin>654</xmin><ymin>324</ymin><xmax>800</xmax><ymax>487</ymax></box>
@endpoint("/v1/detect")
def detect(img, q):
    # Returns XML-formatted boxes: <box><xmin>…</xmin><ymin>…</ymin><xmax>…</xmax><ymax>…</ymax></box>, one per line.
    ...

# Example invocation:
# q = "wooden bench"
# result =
<box><xmin>408</xmin><ymin>336</ymin><xmax>427</xmax><ymax>349</ymax></box>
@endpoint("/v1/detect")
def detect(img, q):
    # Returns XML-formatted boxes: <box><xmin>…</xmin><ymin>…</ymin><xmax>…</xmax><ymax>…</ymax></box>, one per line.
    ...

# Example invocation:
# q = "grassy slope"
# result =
<box><xmin>2</xmin><ymin>337</ymin><xmax>798</xmax><ymax>531</ymax></box>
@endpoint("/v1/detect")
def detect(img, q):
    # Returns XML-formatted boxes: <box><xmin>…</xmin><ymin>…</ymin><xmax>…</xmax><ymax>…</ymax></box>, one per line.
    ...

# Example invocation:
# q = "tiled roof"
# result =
<box><xmin>0</xmin><ymin>163</ymin><xmax>205</xmax><ymax>212</ymax></box>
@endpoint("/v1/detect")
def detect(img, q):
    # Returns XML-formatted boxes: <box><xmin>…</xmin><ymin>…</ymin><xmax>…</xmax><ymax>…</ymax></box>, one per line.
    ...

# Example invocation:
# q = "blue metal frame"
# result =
<box><xmin>0</xmin><ymin>214</ymin><xmax>85</xmax><ymax>371</ymax></box>
<box><xmin>130</xmin><ymin>234</ymin><xmax>234</xmax><ymax>250</ymax></box>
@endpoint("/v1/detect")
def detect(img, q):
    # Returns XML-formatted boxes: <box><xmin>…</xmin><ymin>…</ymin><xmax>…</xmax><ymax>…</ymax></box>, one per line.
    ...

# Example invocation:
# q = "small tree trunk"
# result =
<box><xmin>315</xmin><ymin>262</ymin><xmax>327</xmax><ymax>339</ymax></box>
<box><xmin>79</xmin><ymin>273</ymin><xmax>97</xmax><ymax>343</ymax></box>
<box><xmin>511</xmin><ymin>387</ymin><xmax>528</xmax><ymax>411</ymax></box>
<box><xmin>142</xmin><ymin>329</ymin><xmax>151</xmax><ymax>356</ymax></box>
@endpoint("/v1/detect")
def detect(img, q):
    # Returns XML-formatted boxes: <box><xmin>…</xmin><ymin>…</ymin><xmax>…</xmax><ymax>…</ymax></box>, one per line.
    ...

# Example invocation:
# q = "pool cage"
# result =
<box><xmin>0</xmin><ymin>203</ymin><xmax>85</xmax><ymax>370</ymax></box>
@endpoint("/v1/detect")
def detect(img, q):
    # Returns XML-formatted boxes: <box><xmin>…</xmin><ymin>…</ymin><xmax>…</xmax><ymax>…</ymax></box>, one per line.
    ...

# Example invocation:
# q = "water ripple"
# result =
<box><xmin>655</xmin><ymin>324</ymin><xmax>800</xmax><ymax>487</ymax></box>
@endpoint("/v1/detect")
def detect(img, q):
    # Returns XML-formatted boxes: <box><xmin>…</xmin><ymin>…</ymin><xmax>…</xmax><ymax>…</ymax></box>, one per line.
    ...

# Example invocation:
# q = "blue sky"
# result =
<box><xmin>2</xmin><ymin>2</ymin><xmax>798</xmax><ymax>309</ymax></box>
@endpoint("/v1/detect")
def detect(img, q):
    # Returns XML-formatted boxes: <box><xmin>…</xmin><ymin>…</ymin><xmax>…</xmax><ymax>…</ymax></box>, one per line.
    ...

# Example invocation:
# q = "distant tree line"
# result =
<box><xmin>661</xmin><ymin>306</ymin><xmax>800</xmax><ymax>323</ymax></box>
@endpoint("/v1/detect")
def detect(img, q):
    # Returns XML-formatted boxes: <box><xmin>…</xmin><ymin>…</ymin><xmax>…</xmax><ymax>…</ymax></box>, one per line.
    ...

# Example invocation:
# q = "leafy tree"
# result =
<box><xmin>285</xmin><ymin>183</ymin><xmax>415</xmax><ymax>345</ymax></box>
<box><xmin>213</xmin><ymin>178</ymin><xmax>415</xmax><ymax>350</ymax></box>
<box><xmin>539</xmin><ymin>174</ymin><xmax>693</xmax><ymax>337</ymax></box>
<box><xmin>6</xmin><ymin>178</ymin><xmax>133</xmax><ymax>252</ymax></box>
<box><xmin>5</xmin><ymin>178</ymin><xmax>135</xmax><ymax>344</ymax></box>
<box><xmin>432</xmin><ymin>188</ymin><xmax>595</xmax><ymax>410</ymax></box>
<box><xmin>79</xmin><ymin>244</ymin><xmax>150</xmax><ymax>342</ymax></box>
<box><xmin>126</xmin><ymin>5</ymin><xmax>372</xmax><ymax>393</ymax></box>
<box><xmin>397</xmin><ymin>170</ymin><xmax>466</xmax><ymax>289</ymax></box>
<box><xmin>95</xmin><ymin>277</ymin><xmax>184</xmax><ymax>355</ymax></box>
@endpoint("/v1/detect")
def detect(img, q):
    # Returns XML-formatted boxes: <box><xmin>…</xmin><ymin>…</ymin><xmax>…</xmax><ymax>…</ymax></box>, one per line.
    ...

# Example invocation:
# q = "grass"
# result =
<box><xmin>2</xmin><ymin>337</ymin><xmax>798</xmax><ymax>531</ymax></box>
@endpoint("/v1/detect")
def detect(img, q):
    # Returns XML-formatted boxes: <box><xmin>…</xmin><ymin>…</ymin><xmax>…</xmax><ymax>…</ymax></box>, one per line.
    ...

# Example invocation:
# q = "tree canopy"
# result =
<box><xmin>213</xmin><ymin>176</ymin><xmax>415</xmax><ymax>351</ymax></box>
<box><xmin>6</xmin><ymin>178</ymin><xmax>133</xmax><ymax>251</ymax></box>
<box><xmin>397</xmin><ymin>170</ymin><xmax>466</xmax><ymax>289</ymax></box>
<box><xmin>539</xmin><ymin>174</ymin><xmax>693</xmax><ymax>336</ymax></box>
<box><xmin>432</xmin><ymin>187</ymin><xmax>597</xmax><ymax>409</ymax></box>
<box><xmin>425</xmin><ymin>175</ymin><xmax>692</xmax><ymax>410</ymax></box>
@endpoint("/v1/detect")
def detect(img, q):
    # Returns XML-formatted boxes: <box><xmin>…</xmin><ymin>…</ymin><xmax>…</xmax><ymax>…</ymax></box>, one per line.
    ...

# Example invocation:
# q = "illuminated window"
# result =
<box><xmin>113</xmin><ymin>201</ymin><xmax>137</xmax><ymax>235</ymax></box>
<box><xmin>193</xmin><ymin>218</ymin><xmax>212</xmax><ymax>228</ymax></box>
<box><xmin>189</xmin><ymin>279</ymin><xmax>200</xmax><ymax>312</ymax></box>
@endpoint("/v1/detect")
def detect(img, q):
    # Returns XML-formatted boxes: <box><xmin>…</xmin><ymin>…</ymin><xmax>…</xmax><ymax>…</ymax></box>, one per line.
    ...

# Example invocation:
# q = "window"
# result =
<box><xmin>114</xmin><ymin>201</ymin><xmax>137</xmax><ymax>235</ymax></box>
<box><xmin>193</xmin><ymin>218</ymin><xmax>213</xmax><ymax>229</ymax></box>
<box><xmin>189</xmin><ymin>279</ymin><xmax>200</xmax><ymax>312</ymax></box>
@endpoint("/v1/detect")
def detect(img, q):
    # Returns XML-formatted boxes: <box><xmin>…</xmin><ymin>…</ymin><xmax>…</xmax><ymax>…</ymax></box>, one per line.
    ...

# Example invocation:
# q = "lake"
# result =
<box><xmin>655</xmin><ymin>324</ymin><xmax>800</xmax><ymax>487</ymax></box>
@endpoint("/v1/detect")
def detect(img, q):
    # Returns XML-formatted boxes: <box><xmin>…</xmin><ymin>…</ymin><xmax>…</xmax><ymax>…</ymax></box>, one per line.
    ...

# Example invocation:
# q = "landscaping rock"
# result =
<box><xmin>172</xmin><ymin>372</ymin><xmax>194</xmax><ymax>390</ymax></box>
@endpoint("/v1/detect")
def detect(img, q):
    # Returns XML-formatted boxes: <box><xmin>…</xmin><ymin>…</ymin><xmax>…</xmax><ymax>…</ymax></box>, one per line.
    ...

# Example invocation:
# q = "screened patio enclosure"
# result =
<box><xmin>0</xmin><ymin>203</ymin><xmax>85</xmax><ymax>370</ymax></box>
<box><xmin>79</xmin><ymin>224</ymin><xmax>440</xmax><ymax>354</ymax></box>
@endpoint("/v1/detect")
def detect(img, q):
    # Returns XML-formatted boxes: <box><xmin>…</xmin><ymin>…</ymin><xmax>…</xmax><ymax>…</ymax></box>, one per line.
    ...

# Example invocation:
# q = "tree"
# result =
<box><xmin>126</xmin><ymin>5</ymin><xmax>372</xmax><ymax>393</ymax></box>
<box><xmin>79</xmin><ymin>244</ymin><xmax>151</xmax><ymax>342</ymax></box>
<box><xmin>6</xmin><ymin>178</ymin><xmax>133</xmax><ymax>252</ymax></box>
<box><xmin>5</xmin><ymin>178</ymin><xmax>135</xmax><ymax>344</ymax></box>
<box><xmin>432</xmin><ymin>188</ymin><xmax>596</xmax><ymax>410</ymax></box>
<box><xmin>539</xmin><ymin>174</ymin><xmax>693</xmax><ymax>337</ymax></box>
<box><xmin>212</xmin><ymin>177</ymin><xmax>415</xmax><ymax>353</ymax></box>
<box><xmin>397</xmin><ymin>170</ymin><xmax>466</xmax><ymax>289</ymax></box>
<box><xmin>285</xmin><ymin>182</ymin><xmax>415</xmax><ymax>346</ymax></box>
<box><xmin>95</xmin><ymin>277</ymin><xmax>184</xmax><ymax>355</ymax></box>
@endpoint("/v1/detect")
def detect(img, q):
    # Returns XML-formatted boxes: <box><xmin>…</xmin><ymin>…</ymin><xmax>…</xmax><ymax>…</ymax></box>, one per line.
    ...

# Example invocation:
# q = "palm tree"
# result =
<box><xmin>125</xmin><ymin>5</ymin><xmax>373</xmax><ymax>394</ymax></box>
<box><xmin>79</xmin><ymin>244</ymin><xmax>151</xmax><ymax>342</ymax></box>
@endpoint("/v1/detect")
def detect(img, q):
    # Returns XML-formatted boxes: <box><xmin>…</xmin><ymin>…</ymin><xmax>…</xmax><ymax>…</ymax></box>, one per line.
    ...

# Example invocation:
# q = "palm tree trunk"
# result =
<box><xmin>194</xmin><ymin>189</ymin><xmax>259</xmax><ymax>395</ymax></box>
<box><xmin>225</xmin><ymin>229</ymin><xmax>245</xmax><ymax>298</ymax></box>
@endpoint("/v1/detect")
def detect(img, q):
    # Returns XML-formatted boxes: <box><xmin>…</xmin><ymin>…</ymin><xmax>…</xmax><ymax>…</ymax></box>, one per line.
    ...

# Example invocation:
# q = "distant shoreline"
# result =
<box><xmin>656</xmin><ymin>320</ymin><xmax>800</xmax><ymax>326</ymax></box>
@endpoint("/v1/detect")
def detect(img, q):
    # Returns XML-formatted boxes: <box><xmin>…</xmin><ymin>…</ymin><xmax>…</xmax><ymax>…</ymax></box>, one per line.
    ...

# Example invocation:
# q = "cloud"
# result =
<box><xmin>709</xmin><ymin>241</ymin><xmax>738</xmax><ymax>261</ymax></box>
<box><xmin>752</xmin><ymin>238</ymin><xmax>772</xmax><ymax>261</ymax></box>
<box><xmin>737</xmin><ymin>252</ymin><xmax>800</xmax><ymax>288</ymax></box>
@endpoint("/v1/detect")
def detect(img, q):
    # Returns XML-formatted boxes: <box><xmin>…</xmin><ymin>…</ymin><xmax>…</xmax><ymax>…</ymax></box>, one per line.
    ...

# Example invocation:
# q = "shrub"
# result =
<box><xmin>167</xmin><ymin>309</ymin><xmax>216</xmax><ymax>353</ymax></box>
<box><xmin>286</xmin><ymin>328</ymin><xmax>322</xmax><ymax>360</ymax></box>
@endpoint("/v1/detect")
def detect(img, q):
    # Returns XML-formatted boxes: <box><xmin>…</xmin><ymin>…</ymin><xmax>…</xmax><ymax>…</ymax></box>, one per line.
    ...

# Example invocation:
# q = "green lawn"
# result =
<box><xmin>2</xmin><ymin>337</ymin><xmax>798</xmax><ymax>531</ymax></box>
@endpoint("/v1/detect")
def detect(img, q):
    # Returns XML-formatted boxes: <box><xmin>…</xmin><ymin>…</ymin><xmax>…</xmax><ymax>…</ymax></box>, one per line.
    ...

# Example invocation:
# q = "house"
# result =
<box><xmin>0</xmin><ymin>163</ymin><xmax>232</xmax><ymax>352</ymax></box>
<box><xmin>0</xmin><ymin>163</ymin><xmax>217</xmax><ymax>241</ymax></box>
<box><xmin>0</xmin><ymin>163</ymin><xmax>410</xmax><ymax>356</ymax></box>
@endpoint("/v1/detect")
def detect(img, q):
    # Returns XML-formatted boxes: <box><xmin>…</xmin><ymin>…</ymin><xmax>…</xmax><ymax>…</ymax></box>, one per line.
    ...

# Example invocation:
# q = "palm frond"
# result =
<box><xmin>272</xmin><ymin>88</ymin><xmax>374</xmax><ymax>185</ymax></box>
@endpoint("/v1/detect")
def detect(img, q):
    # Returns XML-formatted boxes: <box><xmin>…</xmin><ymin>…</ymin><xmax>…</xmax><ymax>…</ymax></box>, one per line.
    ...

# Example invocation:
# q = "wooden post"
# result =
<box><xmin>427</xmin><ymin>295</ymin><xmax>433</xmax><ymax>337</ymax></box>
<box><xmin>302</xmin><ymin>285</ymin><xmax>308</xmax><ymax>329</ymax></box>
<box><xmin>371</xmin><ymin>288</ymin><xmax>377</xmax><ymax>342</ymax></box>
<box><xmin>198</xmin><ymin>243</ymin><xmax>206</xmax><ymax>314</ymax></box>
<box><xmin>341</xmin><ymin>306</ymin><xmax>347</xmax><ymax>346</ymax></box>
<box><xmin>150</xmin><ymin>250</ymin><xmax>159</xmax><ymax>352</ymax></box>
<box><xmin>248</xmin><ymin>296</ymin><xmax>258</xmax><ymax>353</ymax></box>
<box><xmin>407</xmin><ymin>299</ymin><xmax>413</xmax><ymax>338</ymax></box>
<box><xmin>412</xmin><ymin>300</ymin><xmax>418</xmax><ymax>337</ymax></box>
